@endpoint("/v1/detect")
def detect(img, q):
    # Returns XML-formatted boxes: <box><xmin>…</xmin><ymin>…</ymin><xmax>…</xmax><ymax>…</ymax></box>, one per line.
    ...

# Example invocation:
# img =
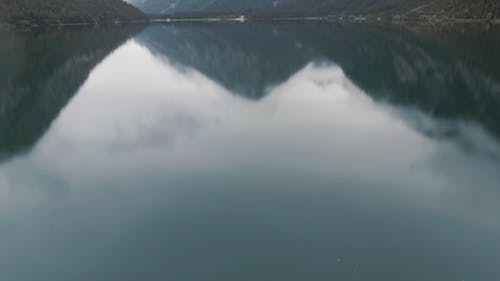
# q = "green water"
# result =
<box><xmin>1</xmin><ymin>23</ymin><xmax>500</xmax><ymax>281</ymax></box>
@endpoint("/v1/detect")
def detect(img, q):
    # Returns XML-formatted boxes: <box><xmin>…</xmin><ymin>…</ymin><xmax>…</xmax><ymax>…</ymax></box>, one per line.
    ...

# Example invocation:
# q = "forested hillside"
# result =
<box><xmin>0</xmin><ymin>0</ymin><xmax>145</xmax><ymax>29</ymax></box>
<box><xmin>392</xmin><ymin>0</ymin><xmax>500</xmax><ymax>21</ymax></box>
<box><xmin>127</xmin><ymin>0</ymin><xmax>500</xmax><ymax>22</ymax></box>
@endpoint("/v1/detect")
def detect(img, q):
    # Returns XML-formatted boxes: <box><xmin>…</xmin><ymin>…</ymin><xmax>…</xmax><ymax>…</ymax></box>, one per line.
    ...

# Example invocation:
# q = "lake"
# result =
<box><xmin>1</xmin><ymin>23</ymin><xmax>500</xmax><ymax>281</ymax></box>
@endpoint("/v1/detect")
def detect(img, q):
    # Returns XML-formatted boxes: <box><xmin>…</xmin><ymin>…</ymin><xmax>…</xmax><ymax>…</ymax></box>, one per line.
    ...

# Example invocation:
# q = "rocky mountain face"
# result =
<box><xmin>127</xmin><ymin>0</ymin><xmax>500</xmax><ymax>22</ymax></box>
<box><xmin>0</xmin><ymin>0</ymin><xmax>145</xmax><ymax>29</ymax></box>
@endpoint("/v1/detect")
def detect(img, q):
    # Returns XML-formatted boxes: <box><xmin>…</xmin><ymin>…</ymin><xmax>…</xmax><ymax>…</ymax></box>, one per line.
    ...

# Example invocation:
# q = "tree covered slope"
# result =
<box><xmin>0</xmin><ymin>0</ymin><xmax>146</xmax><ymax>28</ymax></box>
<box><xmin>126</xmin><ymin>0</ymin><xmax>500</xmax><ymax>21</ymax></box>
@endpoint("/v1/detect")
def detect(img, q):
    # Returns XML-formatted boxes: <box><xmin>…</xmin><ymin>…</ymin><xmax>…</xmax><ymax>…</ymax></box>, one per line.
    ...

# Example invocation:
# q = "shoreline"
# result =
<box><xmin>0</xmin><ymin>19</ymin><xmax>149</xmax><ymax>32</ymax></box>
<box><xmin>151</xmin><ymin>15</ymin><xmax>500</xmax><ymax>25</ymax></box>
<box><xmin>2</xmin><ymin>16</ymin><xmax>499</xmax><ymax>32</ymax></box>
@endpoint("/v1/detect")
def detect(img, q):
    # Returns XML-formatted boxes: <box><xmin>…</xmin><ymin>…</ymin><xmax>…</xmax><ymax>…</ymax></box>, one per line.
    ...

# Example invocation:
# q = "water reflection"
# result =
<box><xmin>137</xmin><ymin>24</ymin><xmax>317</xmax><ymax>99</ymax></box>
<box><xmin>0</xmin><ymin>24</ymin><xmax>499</xmax><ymax>281</ymax></box>
<box><xmin>0</xmin><ymin>27</ymin><xmax>143</xmax><ymax>162</ymax></box>
<box><xmin>138</xmin><ymin>23</ymin><xmax>500</xmax><ymax>143</ymax></box>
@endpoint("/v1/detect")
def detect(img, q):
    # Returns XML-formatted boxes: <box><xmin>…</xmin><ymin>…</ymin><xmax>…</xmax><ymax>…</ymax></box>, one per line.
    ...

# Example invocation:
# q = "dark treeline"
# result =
<box><xmin>146</xmin><ymin>0</ymin><xmax>500</xmax><ymax>23</ymax></box>
<box><xmin>0</xmin><ymin>0</ymin><xmax>145</xmax><ymax>29</ymax></box>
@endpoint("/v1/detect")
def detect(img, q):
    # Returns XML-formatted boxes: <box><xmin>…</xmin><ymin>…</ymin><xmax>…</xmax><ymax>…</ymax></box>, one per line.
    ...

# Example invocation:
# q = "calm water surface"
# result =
<box><xmin>1</xmin><ymin>23</ymin><xmax>500</xmax><ymax>281</ymax></box>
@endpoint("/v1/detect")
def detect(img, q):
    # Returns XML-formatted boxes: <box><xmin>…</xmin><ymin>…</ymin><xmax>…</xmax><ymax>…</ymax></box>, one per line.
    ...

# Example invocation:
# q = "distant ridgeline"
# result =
<box><xmin>0</xmin><ymin>0</ymin><xmax>146</xmax><ymax>29</ymax></box>
<box><xmin>129</xmin><ymin>0</ymin><xmax>500</xmax><ymax>22</ymax></box>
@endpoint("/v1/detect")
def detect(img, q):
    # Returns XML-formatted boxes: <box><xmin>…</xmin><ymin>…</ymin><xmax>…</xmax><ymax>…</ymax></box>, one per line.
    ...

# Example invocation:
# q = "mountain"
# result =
<box><xmin>126</xmin><ymin>0</ymin><xmax>275</xmax><ymax>15</ymax></box>
<box><xmin>127</xmin><ymin>0</ymin><xmax>500</xmax><ymax>22</ymax></box>
<box><xmin>0</xmin><ymin>0</ymin><xmax>145</xmax><ymax>29</ymax></box>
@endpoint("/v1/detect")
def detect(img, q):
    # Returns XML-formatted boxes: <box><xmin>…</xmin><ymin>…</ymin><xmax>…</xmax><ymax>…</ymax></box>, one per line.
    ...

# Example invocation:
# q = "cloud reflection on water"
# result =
<box><xmin>0</xmin><ymin>30</ymin><xmax>499</xmax><ymax>281</ymax></box>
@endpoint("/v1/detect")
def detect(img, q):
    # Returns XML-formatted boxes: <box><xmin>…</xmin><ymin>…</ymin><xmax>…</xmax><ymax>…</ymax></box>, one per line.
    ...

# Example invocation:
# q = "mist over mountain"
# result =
<box><xmin>127</xmin><ymin>0</ymin><xmax>500</xmax><ymax>21</ymax></box>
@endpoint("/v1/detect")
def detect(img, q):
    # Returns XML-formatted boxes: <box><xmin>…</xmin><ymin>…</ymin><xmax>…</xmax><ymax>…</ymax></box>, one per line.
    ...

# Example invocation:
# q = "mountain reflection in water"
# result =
<box><xmin>137</xmin><ymin>23</ymin><xmax>500</xmax><ymax>144</ymax></box>
<box><xmin>0</xmin><ymin>23</ymin><xmax>499</xmax><ymax>281</ymax></box>
<box><xmin>0</xmin><ymin>27</ymin><xmax>143</xmax><ymax>162</ymax></box>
